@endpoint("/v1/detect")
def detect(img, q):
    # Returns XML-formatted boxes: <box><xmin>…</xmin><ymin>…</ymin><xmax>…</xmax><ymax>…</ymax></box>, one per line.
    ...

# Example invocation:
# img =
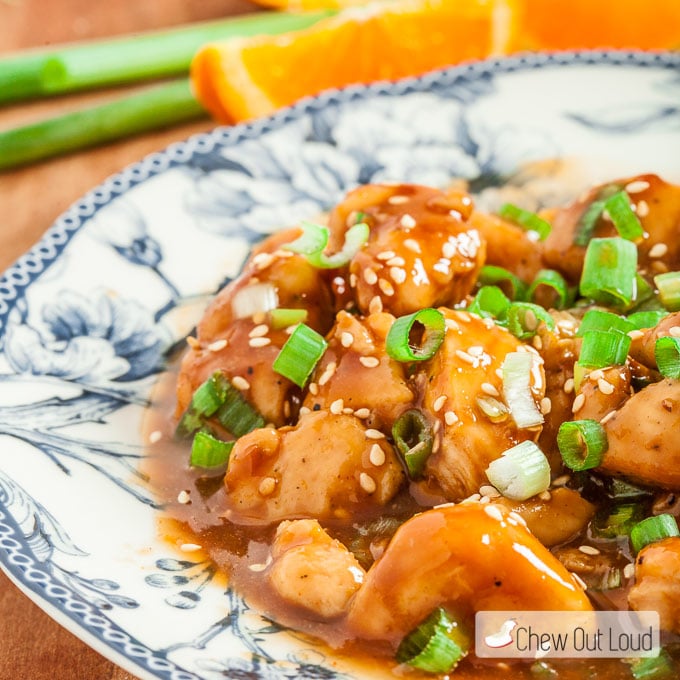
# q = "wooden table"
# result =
<box><xmin>0</xmin><ymin>1</ymin><xmax>253</xmax><ymax>677</ymax></box>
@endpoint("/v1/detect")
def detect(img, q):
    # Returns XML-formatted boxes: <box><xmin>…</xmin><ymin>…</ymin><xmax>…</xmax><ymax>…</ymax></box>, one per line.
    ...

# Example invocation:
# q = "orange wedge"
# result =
<box><xmin>191</xmin><ymin>0</ymin><xmax>516</xmax><ymax>123</ymax></box>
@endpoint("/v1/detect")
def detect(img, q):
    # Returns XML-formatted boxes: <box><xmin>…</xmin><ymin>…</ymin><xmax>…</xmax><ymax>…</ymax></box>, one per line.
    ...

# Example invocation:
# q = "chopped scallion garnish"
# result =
<box><xmin>591</xmin><ymin>503</ymin><xmax>644</xmax><ymax>539</ymax></box>
<box><xmin>627</xmin><ymin>310</ymin><xmax>669</xmax><ymax>330</ymax></box>
<box><xmin>527</xmin><ymin>269</ymin><xmax>570</xmax><ymax>309</ymax></box>
<box><xmin>386</xmin><ymin>308</ymin><xmax>445</xmax><ymax>362</ymax></box>
<box><xmin>396</xmin><ymin>607</ymin><xmax>470</xmax><ymax>673</ymax></box>
<box><xmin>269</xmin><ymin>308</ymin><xmax>308</xmax><ymax>330</ymax></box>
<box><xmin>557</xmin><ymin>419</ymin><xmax>608</xmax><ymax>471</ymax></box>
<box><xmin>577</xmin><ymin>329</ymin><xmax>631</xmax><ymax>369</ymax></box>
<box><xmin>272</xmin><ymin>323</ymin><xmax>327</xmax><ymax>388</ymax></box>
<box><xmin>498</xmin><ymin>203</ymin><xmax>551</xmax><ymax>240</ymax></box>
<box><xmin>579</xmin><ymin>237</ymin><xmax>638</xmax><ymax>308</ymax></box>
<box><xmin>654</xmin><ymin>271</ymin><xmax>680</xmax><ymax>312</ymax></box>
<box><xmin>654</xmin><ymin>336</ymin><xmax>680</xmax><ymax>379</ymax></box>
<box><xmin>604</xmin><ymin>190</ymin><xmax>644</xmax><ymax>241</ymax></box>
<box><xmin>190</xmin><ymin>431</ymin><xmax>234</xmax><ymax>468</ymax></box>
<box><xmin>485</xmin><ymin>440</ymin><xmax>551</xmax><ymax>501</ymax></box>
<box><xmin>501</xmin><ymin>351</ymin><xmax>544</xmax><ymax>428</ymax></box>
<box><xmin>392</xmin><ymin>409</ymin><xmax>433</xmax><ymax>479</ymax></box>
<box><xmin>467</xmin><ymin>285</ymin><xmax>510</xmax><ymax>320</ymax></box>
<box><xmin>284</xmin><ymin>220</ymin><xmax>369</xmax><ymax>268</ymax></box>
<box><xmin>478</xmin><ymin>265</ymin><xmax>527</xmax><ymax>301</ymax></box>
<box><xmin>577</xmin><ymin>309</ymin><xmax>634</xmax><ymax>336</ymax></box>
<box><xmin>506</xmin><ymin>302</ymin><xmax>555</xmax><ymax>340</ymax></box>
<box><xmin>630</xmin><ymin>514</ymin><xmax>680</xmax><ymax>554</ymax></box>
<box><xmin>573</xmin><ymin>184</ymin><xmax>620</xmax><ymax>246</ymax></box>
<box><xmin>630</xmin><ymin>648</ymin><xmax>675</xmax><ymax>680</ymax></box>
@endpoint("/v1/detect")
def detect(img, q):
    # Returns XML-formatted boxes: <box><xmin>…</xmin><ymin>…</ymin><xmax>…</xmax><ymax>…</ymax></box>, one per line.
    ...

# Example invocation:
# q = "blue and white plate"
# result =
<box><xmin>1</xmin><ymin>51</ymin><xmax>679</xmax><ymax>680</ymax></box>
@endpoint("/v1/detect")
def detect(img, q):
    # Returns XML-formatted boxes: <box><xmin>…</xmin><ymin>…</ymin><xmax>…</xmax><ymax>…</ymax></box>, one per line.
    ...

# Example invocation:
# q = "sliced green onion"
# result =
<box><xmin>478</xmin><ymin>265</ymin><xmax>528</xmax><ymax>301</ymax></box>
<box><xmin>591</xmin><ymin>503</ymin><xmax>644</xmax><ymax>539</ymax></box>
<box><xmin>498</xmin><ymin>203</ymin><xmax>552</xmax><ymax>240</ymax></box>
<box><xmin>392</xmin><ymin>409</ymin><xmax>433</xmax><ymax>479</ymax></box>
<box><xmin>630</xmin><ymin>514</ymin><xmax>680</xmax><ymax>554</ymax></box>
<box><xmin>232</xmin><ymin>282</ymin><xmax>278</xmax><ymax>320</ymax></box>
<box><xmin>527</xmin><ymin>269</ymin><xmax>569</xmax><ymax>309</ymax></box>
<box><xmin>633</xmin><ymin>273</ymin><xmax>655</xmax><ymax>308</ymax></box>
<box><xmin>272</xmin><ymin>323</ymin><xmax>327</xmax><ymax>388</ymax></box>
<box><xmin>607</xmin><ymin>478</ymin><xmax>654</xmax><ymax>501</ymax></box>
<box><xmin>630</xmin><ymin>649</ymin><xmax>675</xmax><ymax>680</ymax></box>
<box><xmin>269</xmin><ymin>308</ymin><xmax>308</xmax><ymax>330</ymax></box>
<box><xmin>573</xmin><ymin>184</ymin><xmax>620</xmax><ymax>246</ymax></box>
<box><xmin>215</xmin><ymin>384</ymin><xmax>266</xmax><ymax>438</ymax></box>
<box><xmin>396</xmin><ymin>607</ymin><xmax>470</xmax><ymax>673</ymax></box>
<box><xmin>501</xmin><ymin>351</ymin><xmax>544</xmax><ymax>428</ymax></box>
<box><xmin>604</xmin><ymin>190</ymin><xmax>644</xmax><ymax>241</ymax></box>
<box><xmin>506</xmin><ymin>302</ymin><xmax>555</xmax><ymax>340</ymax></box>
<box><xmin>579</xmin><ymin>237</ymin><xmax>638</xmax><ymax>308</ymax></box>
<box><xmin>654</xmin><ymin>336</ymin><xmax>680</xmax><ymax>379</ymax></box>
<box><xmin>577</xmin><ymin>329</ymin><xmax>631</xmax><ymax>369</ymax></box>
<box><xmin>467</xmin><ymin>285</ymin><xmax>510</xmax><ymax>320</ymax></box>
<box><xmin>485</xmin><ymin>440</ymin><xmax>551</xmax><ymax>501</ymax></box>
<box><xmin>386</xmin><ymin>308</ymin><xmax>445</xmax><ymax>362</ymax></box>
<box><xmin>190</xmin><ymin>431</ymin><xmax>234</xmax><ymax>468</ymax></box>
<box><xmin>577</xmin><ymin>309</ymin><xmax>634</xmax><ymax>336</ymax></box>
<box><xmin>627</xmin><ymin>310</ymin><xmax>669</xmax><ymax>330</ymax></box>
<box><xmin>654</xmin><ymin>271</ymin><xmax>680</xmax><ymax>312</ymax></box>
<box><xmin>284</xmin><ymin>220</ymin><xmax>369</xmax><ymax>268</ymax></box>
<box><xmin>557</xmin><ymin>419</ymin><xmax>608</xmax><ymax>471</ymax></box>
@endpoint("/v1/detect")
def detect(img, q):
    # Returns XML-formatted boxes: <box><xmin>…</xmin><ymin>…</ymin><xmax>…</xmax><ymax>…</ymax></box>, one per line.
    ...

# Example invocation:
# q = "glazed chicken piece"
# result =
<box><xmin>266</xmin><ymin>519</ymin><xmax>365</xmax><ymax>620</ymax></box>
<box><xmin>572</xmin><ymin>364</ymin><xmax>632</xmax><ymax>423</ymax></box>
<box><xmin>629</xmin><ymin>537</ymin><xmax>680</xmax><ymax>634</ymax></box>
<box><xmin>346</xmin><ymin>502</ymin><xmax>591</xmax><ymax>644</ymax></box>
<box><xmin>223</xmin><ymin>410</ymin><xmax>405</xmax><ymax>524</ymax></box>
<box><xmin>176</xmin><ymin>228</ymin><xmax>336</xmax><ymax>425</ymax></box>
<box><xmin>327</xmin><ymin>183</ymin><xmax>485</xmax><ymax>317</ymax></box>
<box><xmin>599</xmin><ymin>378</ymin><xmax>680</xmax><ymax>489</ymax></box>
<box><xmin>421</xmin><ymin>309</ymin><xmax>545</xmax><ymax>500</ymax></box>
<box><xmin>629</xmin><ymin>310</ymin><xmax>680</xmax><ymax>370</ymax></box>
<box><xmin>302</xmin><ymin>311</ymin><xmax>414</xmax><ymax>431</ymax></box>
<box><xmin>542</xmin><ymin>174</ymin><xmax>680</xmax><ymax>284</ymax></box>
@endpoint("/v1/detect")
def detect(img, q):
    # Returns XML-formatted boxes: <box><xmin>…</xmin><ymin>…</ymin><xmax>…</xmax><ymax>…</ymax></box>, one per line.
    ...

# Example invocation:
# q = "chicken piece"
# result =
<box><xmin>496</xmin><ymin>487</ymin><xmax>595</xmax><ymax>547</ymax></box>
<box><xmin>629</xmin><ymin>537</ymin><xmax>680</xmax><ymax>634</ymax></box>
<box><xmin>554</xmin><ymin>546</ymin><xmax>624</xmax><ymax>591</ymax></box>
<box><xmin>629</xmin><ymin>310</ymin><xmax>680</xmax><ymax>370</ymax></box>
<box><xmin>422</xmin><ymin>309</ymin><xmax>545</xmax><ymax>500</ymax></box>
<box><xmin>599</xmin><ymin>379</ymin><xmax>680</xmax><ymax>489</ymax></box>
<box><xmin>346</xmin><ymin>502</ymin><xmax>591</xmax><ymax>643</ymax></box>
<box><xmin>572</xmin><ymin>364</ymin><xmax>632</xmax><ymax>423</ymax></box>
<box><xmin>176</xmin><ymin>228</ymin><xmax>337</xmax><ymax>422</ymax></box>
<box><xmin>328</xmin><ymin>183</ymin><xmax>485</xmax><ymax>317</ymax></box>
<box><xmin>302</xmin><ymin>311</ymin><xmax>414</xmax><ymax>431</ymax></box>
<box><xmin>223</xmin><ymin>410</ymin><xmax>405</xmax><ymax>524</ymax></box>
<box><xmin>542</xmin><ymin>174</ymin><xmax>680</xmax><ymax>284</ymax></box>
<box><xmin>266</xmin><ymin>519</ymin><xmax>365</xmax><ymax>620</ymax></box>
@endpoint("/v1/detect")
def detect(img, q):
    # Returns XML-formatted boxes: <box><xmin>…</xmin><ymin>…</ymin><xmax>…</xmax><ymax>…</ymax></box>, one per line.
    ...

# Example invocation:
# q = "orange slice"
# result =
<box><xmin>191</xmin><ymin>0</ymin><xmax>516</xmax><ymax>123</ymax></box>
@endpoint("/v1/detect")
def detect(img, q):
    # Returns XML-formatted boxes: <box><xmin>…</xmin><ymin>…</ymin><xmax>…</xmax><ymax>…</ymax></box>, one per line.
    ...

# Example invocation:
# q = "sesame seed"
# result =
<box><xmin>509</xmin><ymin>511</ymin><xmax>527</xmax><ymax>527</ymax></box>
<box><xmin>330</xmin><ymin>398</ymin><xmax>344</xmax><ymax>414</ymax></box>
<box><xmin>386</xmin><ymin>256</ymin><xmax>406</xmax><ymax>267</ymax></box>
<box><xmin>572</xmin><ymin>393</ymin><xmax>586</xmax><ymax>413</ymax></box>
<box><xmin>359</xmin><ymin>356</ymin><xmax>380</xmax><ymax>368</ymax></box>
<box><xmin>623</xmin><ymin>563</ymin><xmax>636</xmax><ymax>579</ymax></box>
<box><xmin>495</xmin><ymin>368</ymin><xmax>504</xmax><ymax>379</ymax></box>
<box><xmin>368</xmin><ymin>295</ymin><xmax>383</xmax><ymax>314</ymax></box>
<box><xmin>180</xmin><ymin>543</ymin><xmax>202</xmax><ymax>552</ymax></box>
<box><xmin>444</xmin><ymin>410</ymin><xmax>459</xmax><ymax>426</ymax></box>
<box><xmin>232</xmin><ymin>376</ymin><xmax>250</xmax><ymax>391</ymax></box>
<box><xmin>283</xmin><ymin>401</ymin><xmax>291</xmax><ymax>418</ymax></box>
<box><xmin>524</xmin><ymin>309</ymin><xmax>538</xmax><ymax>331</ymax></box>
<box><xmin>207</xmin><ymin>338</ymin><xmax>228</xmax><ymax>353</ymax></box>
<box><xmin>571</xmin><ymin>573</ymin><xmax>588</xmax><ymax>591</ymax></box>
<box><xmin>149</xmin><ymin>430</ymin><xmax>162</xmax><ymax>444</ymax></box>
<box><xmin>400</xmin><ymin>213</ymin><xmax>416</xmax><ymax>228</ymax></box>
<box><xmin>369</xmin><ymin>443</ymin><xmax>386</xmax><ymax>466</ymax></box>
<box><xmin>249</xmin><ymin>324</ymin><xmax>269</xmax><ymax>338</ymax></box>
<box><xmin>628</xmin><ymin>329</ymin><xmax>645</xmax><ymax>341</ymax></box>
<box><xmin>258</xmin><ymin>477</ymin><xmax>277</xmax><ymax>496</ymax></box>
<box><xmin>363</xmin><ymin>268</ymin><xmax>378</xmax><ymax>285</ymax></box>
<box><xmin>433</xmin><ymin>395</ymin><xmax>447</xmax><ymax>412</ymax></box>
<box><xmin>456</xmin><ymin>311</ymin><xmax>472</xmax><ymax>323</ymax></box>
<box><xmin>248</xmin><ymin>561</ymin><xmax>270</xmax><ymax>573</ymax></box>
<box><xmin>343</xmin><ymin>407</ymin><xmax>355</xmax><ymax>415</ymax></box>
<box><xmin>648</xmin><ymin>243</ymin><xmax>668</xmax><ymax>259</ymax></box>
<box><xmin>597</xmin><ymin>378</ymin><xmax>615</xmax><ymax>395</ymax></box>
<box><xmin>318</xmin><ymin>362</ymin><xmax>337</xmax><ymax>386</ymax></box>
<box><xmin>249</xmin><ymin>337</ymin><xmax>271</xmax><ymax>348</ymax></box>
<box><xmin>354</xmin><ymin>408</ymin><xmax>371</xmax><ymax>419</ymax></box>
<box><xmin>636</xmin><ymin>200</ymin><xmax>650</xmax><ymax>218</ymax></box>
<box><xmin>442</xmin><ymin>241</ymin><xmax>457</xmax><ymax>259</ymax></box>
<box><xmin>432</xmin><ymin>435</ymin><xmax>440</xmax><ymax>453</ymax></box>
<box><xmin>467</xmin><ymin>345</ymin><xmax>484</xmax><ymax>357</ymax></box>
<box><xmin>308</xmin><ymin>382</ymin><xmax>319</xmax><ymax>395</ymax></box>
<box><xmin>359</xmin><ymin>472</ymin><xmax>377</xmax><ymax>494</ymax></box>
<box><xmin>669</xmin><ymin>326</ymin><xmax>680</xmax><ymax>338</ymax></box>
<box><xmin>625</xmin><ymin>179</ymin><xmax>650</xmax><ymax>194</ymax></box>
<box><xmin>589</xmin><ymin>368</ymin><xmax>604</xmax><ymax>381</ymax></box>
<box><xmin>540</xmin><ymin>397</ymin><xmax>552</xmax><ymax>415</ymax></box>
<box><xmin>403</xmin><ymin>238</ymin><xmax>421</xmax><ymax>253</ymax></box>
<box><xmin>186</xmin><ymin>336</ymin><xmax>200</xmax><ymax>349</ymax></box>
<box><xmin>462</xmin><ymin>493</ymin><xmax>481</xmax><ymax>503</ymax></box>
<box><xmin>539</xmin><ymin>490</ymin><xmax>552</xmax><ymax>501</ymax></box>
<box><xmin>377</xmin><ymin>250</ymin><xmax>397</xmax><ymax>260</ymax></box>
<box><xmin>532</xmin><ymin>335</ymin><xmax>543</xmax><ymax>350</ymax></box>
<box><xmin>252</xmin><ymin>252</ymin><xmax>275</xmax><ymax>270</ymax></box>
<box><xmin>563</xmin><ymin>378</ymin><xmax>575</xmax><ymax>394</ymax></box>
<box><xmin>433</xmin><ymin>419</ymin><xmax>441</xmax><ymax>433</ymax></box>
<box><xmin>389</xmin><ymin>267</ymin><xmax>407</xmax><ymax>284</ymax></box>
<box><xmin>578</xmin><ymin>545</ymin><xmax>600</xmax><ymax>556</ymax></box>
<box><xmin>252</xmin><ymin>311</ymin><xmax>266</xmax><ymax>325</ymax></box>
<box><xmin>299</xmin><ymin>406</ymin><xmax>311</xmax><ymax>416</ymax></box>
<box><xmin>600</xmin><ymin>410</ymin><xmax>617</xmax><ymax>425</ymax></box>
<box><xmin>484</xmin><ymin>504</ymin><xmax>504</xmax><ymax>522</ymax></box>
<box><xmin>275</xmin><ymin>249</ymin><xmax>294</xmax><ymax>259</ymax></box>
<box><xmin>349</xmin><ymin>273</ymin><xmax>358</xmax><ymax>288</ymax></box>
<box><xmin>365</xmin><ymin>428</ymin><xmax>385</xmax><ymax>440</ymax></box>
<box><xmin>177</xmin><ymin>490</ymin><xmax>191</xmax><ymax>504</ymax></box>
<box><xmin>388</xmin><ymin>194</ymin><xmax>409</xmax><ymax>204</ymax></box>
<box><xmin>480</xmin><ymin>485</ymin><xmax>501</xmax><ymax>499</ymax></box>
<box><xmin>445</xmin><ymin>318</ymin><xmax>460</xmax><ymax>331</ymax></box>
<box><xmin>552</xmin><ymin>474</ymin><xmax>571</xmax><ymax>487</ymax></box>
<box><xmin>481</xmin><ymin>382</ymin><xmax>499</xmax><ymax>397</ymax></box>
<box><xmin>341</xmin><ymin>331</ymin><xmax>354</xmax><ymax>348</ymax></box>
<box><xmin>378</xmin><ymin>278</ymin><xmax>395</xmax><ymax>296</ymax></box>
<box><xmin>455</xmin><ymin>349</ymin><xmax>477</xmax><ymax>365</ymax></box>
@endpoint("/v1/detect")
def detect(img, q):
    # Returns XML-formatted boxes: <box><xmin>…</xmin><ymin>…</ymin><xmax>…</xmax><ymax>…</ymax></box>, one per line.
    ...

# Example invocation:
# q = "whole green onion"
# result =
<box><xmin>498</xmin><ymin>203</ymin><xmax>551</xmax><ymax>240</ymax></box>
<box><xmin>654</xmin><ymin>271</ymin><xmax>680</xmax><ymax>312</ymax></box>
<box><xmin>272</xmin><ymin>323</ymin><xmax>327</xmax><ymax>388</ymax></box>
<box><xmin>386</xmin><ymin>308</ymin><xmax>445</xmax><ymax>362</ymax></box>
<box><xmin>557</xmin><ymin>419</ymin><xmax>608</xmax><ymax>471</ymax></box>
<box><xmin>604</xmin><ymin>190</ymin><xmax>644</xmax><ymax>241</ymax></box>
<box><xmin>392</xmin><ymin>409</ymin><xmax>434</xmax><ymax>479</ymax></box>
<box><xmin>190</xmin><ymin>431</ymin><xmax>234</xmax><ymax>468</ymax></box>
<box><xmin>654</xmin><ymin>336</ymin><xmax>680</xmax><ymax>379</ymax></box>
<box><xmin>579</xmin><ymin>237</ymin><xmax>638</xmax><ymax>309</ymax></box>
<box><xmin>396</xmin><ymin>608</ymin><xmax>470</xmax><ymax>673</ymax></box>
<box><xmin>485</xmin><ymin>440</ymin><xmax>551</xmax><ymax>501</ymax></box>
<box><xmin>630</xmin><ymin>514</ymin><xmax>680</xmax><ymax>554</ymax></box>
